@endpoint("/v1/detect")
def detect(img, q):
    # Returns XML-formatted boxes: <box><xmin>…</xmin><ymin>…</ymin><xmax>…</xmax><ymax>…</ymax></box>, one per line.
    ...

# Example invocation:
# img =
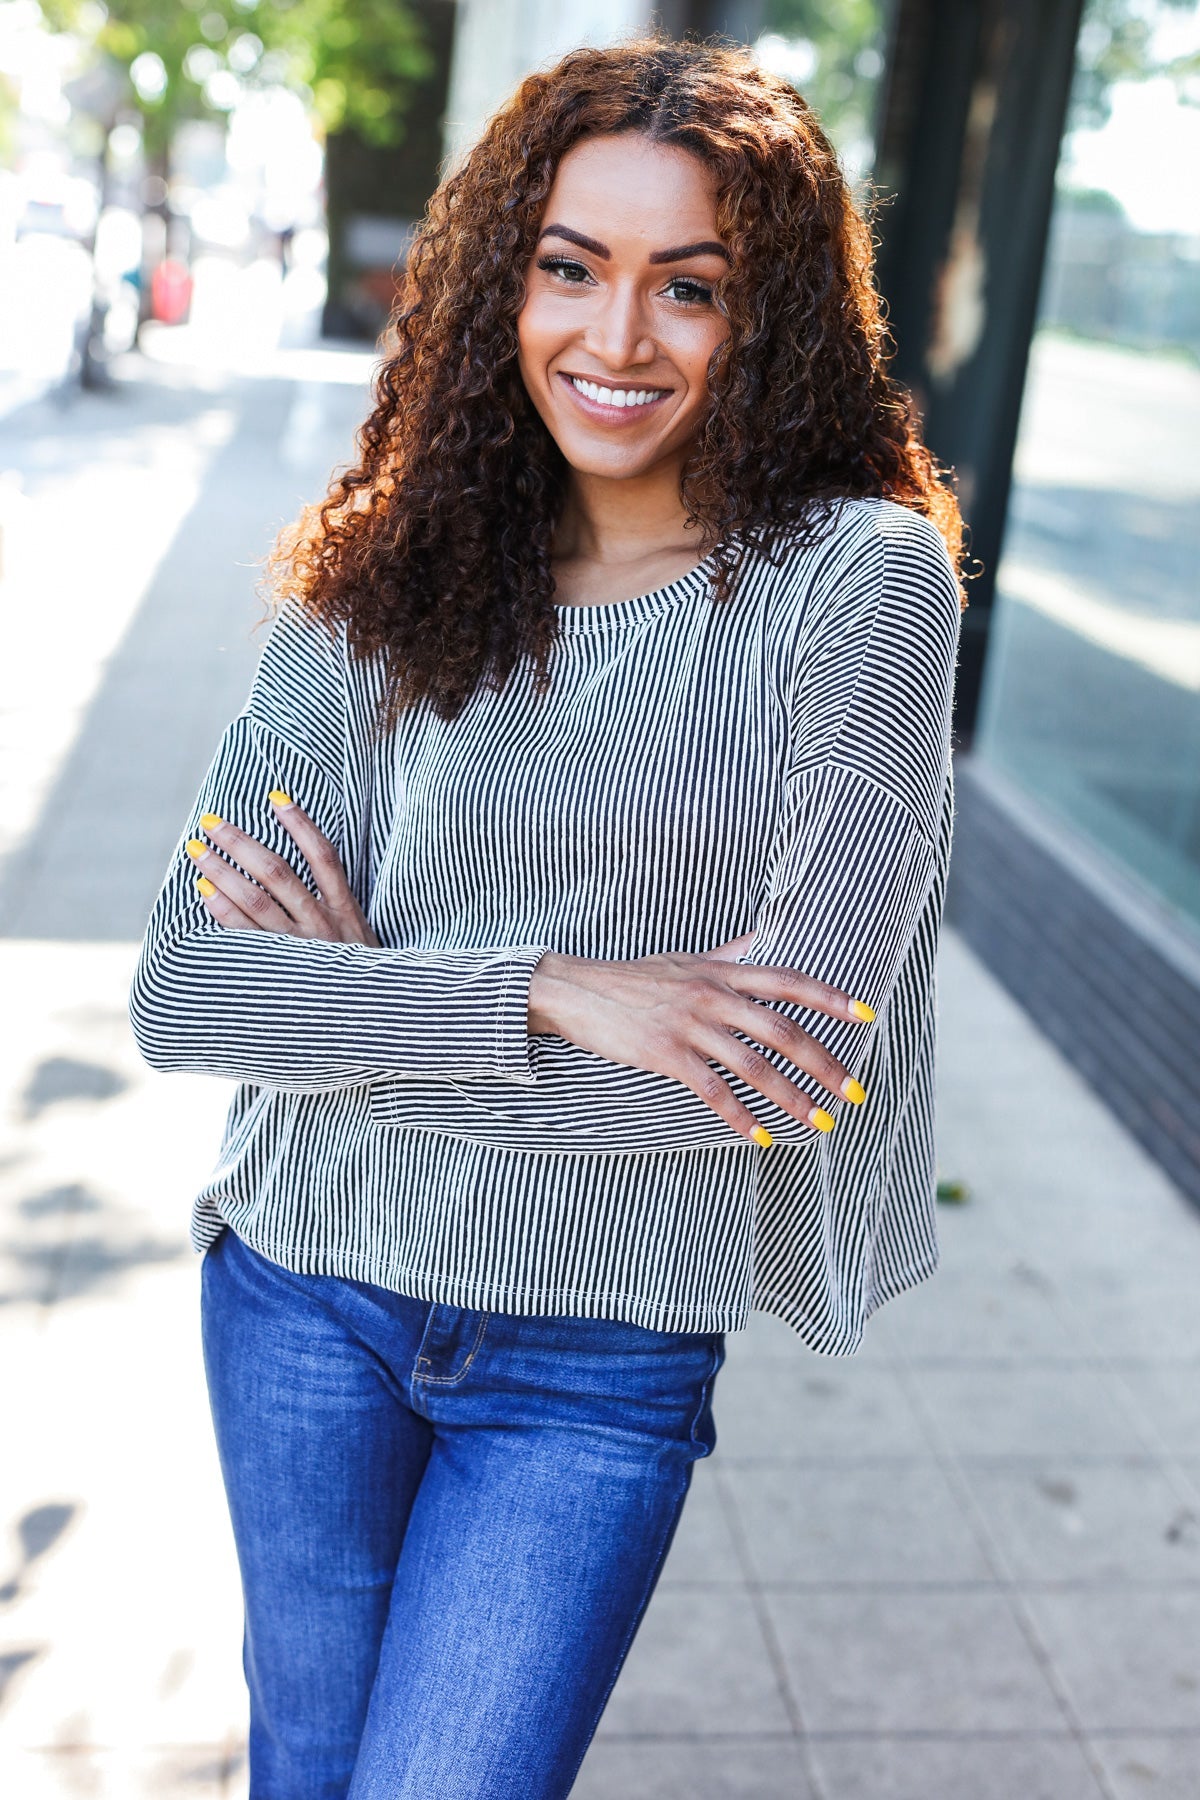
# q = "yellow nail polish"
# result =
<box><xmin>196</xmin><ymin>876</ymin><xmax>217</xmax><ymax>897</ymax></box>
<box><xmin>268</xmin><ymin>789</ymin><xmax>292</xmax><ymax>807</ymax></box>
<box><xmin>850</xmin><ymin>999</ymin><xmax>875</xmax><ymax>1023</ymax></box>
<box><xmin>842</xmin><ymin>1078</ymin><xmax>866</xmax><ymax>1105</ymax></box>
<box><xmin>200</xmin><ymin>813</ymin><xmax>222</xmax><ymax>830</ymax></box>
<box><xmin>750</xmin><ymin>1125</ymin><xmax>773</xmax><ymax>1149</ymax></box>
<box><xmin>810</xmin><ymin>1108</ymin><xmax>836</xmax><ymax>1133</ymax></box>
<box><xmin>186</xmin><ymin>839</ymin><xmax>207</xmax><ymax>860</ymax></box>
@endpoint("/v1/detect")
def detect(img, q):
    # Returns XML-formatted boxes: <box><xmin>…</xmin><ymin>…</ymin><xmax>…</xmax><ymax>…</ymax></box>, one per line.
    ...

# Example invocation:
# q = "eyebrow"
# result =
<box><xmin>537</xmin><ymin>224</ymin><xmax>730</xmax><ymax>265</ymax></box>
<box><xmin>649</xmin><ymin>239</ymin><xmax>731</xmax><ymax>265</ymax></box>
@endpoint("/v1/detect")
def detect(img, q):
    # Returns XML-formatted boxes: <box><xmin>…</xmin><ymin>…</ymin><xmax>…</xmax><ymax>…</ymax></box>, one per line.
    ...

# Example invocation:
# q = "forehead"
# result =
<box><xmin>541</xmin><ymin>134</ymin><xmax>721</xmax><ymax>249</ymax></box>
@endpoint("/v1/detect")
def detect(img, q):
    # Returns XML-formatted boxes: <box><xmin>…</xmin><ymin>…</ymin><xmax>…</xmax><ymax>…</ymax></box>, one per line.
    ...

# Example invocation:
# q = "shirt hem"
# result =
<box><xmin>195</xmin><ymin>1213</ymin><xmax>754</xmax><ymax>1336</ymax></box>
<box><xmin>192</xmin><ymin>1211</ymin><xmax>939</xmax><ymax>1348</ymax></box>
<box><xmin>750</xmin><ymin>1249</ymin><xmax>940</xmax><ymax>1356</ymax></box>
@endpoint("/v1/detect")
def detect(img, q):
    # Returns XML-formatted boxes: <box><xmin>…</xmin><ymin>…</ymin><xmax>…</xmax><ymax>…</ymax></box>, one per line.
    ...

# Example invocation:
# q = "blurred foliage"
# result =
<box><xmin>1069</xmin><ymin>0</ymin><xmax>1199</xmax><ymax>128</ymax></box>
<box><xmin>36</xmin><ymin>0</ymin><xmax>431</xmax><ymax>163</ymax></box>
<box><xmin>0</xmin><ymin>67</ymin><xmax>16</xmax><ymax>161</ymax></box>
<box><xmin>1060</xmin><ymin>183</ymin><xmax>1129</xmax><ymax>213</ymax></box>
<box><xmin>761</xmin><ymin>0</ymin><xmax>887</xmax><ymax>159</ymax></box>
<box><xmin>763</xmin><ymin>0</ymin><xmax>1199</xmax><ymax>166</ymax></box>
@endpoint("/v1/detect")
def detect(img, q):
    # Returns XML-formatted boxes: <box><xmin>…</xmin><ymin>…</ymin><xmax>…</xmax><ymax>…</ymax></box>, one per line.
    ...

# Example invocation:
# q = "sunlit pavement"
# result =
<box><xmin>1</xmin><ymin>338</ymin><xmax>1199</xmax><ymax>1799</ymax></box>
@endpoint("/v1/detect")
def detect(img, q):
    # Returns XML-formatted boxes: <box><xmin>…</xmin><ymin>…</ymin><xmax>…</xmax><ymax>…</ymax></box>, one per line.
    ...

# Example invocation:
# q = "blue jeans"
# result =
<box><xmin>200</xmin><ymin>1228</ymin><xmax>726</xmax><ymax>1799</ymax></box>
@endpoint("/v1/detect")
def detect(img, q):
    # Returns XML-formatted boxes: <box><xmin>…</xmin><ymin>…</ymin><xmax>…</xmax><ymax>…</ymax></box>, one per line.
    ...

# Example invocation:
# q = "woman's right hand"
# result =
<box><xmin>526</xmin><ymin>938</ymin><xmax>874</xmax><ymax>1144</ymax></box>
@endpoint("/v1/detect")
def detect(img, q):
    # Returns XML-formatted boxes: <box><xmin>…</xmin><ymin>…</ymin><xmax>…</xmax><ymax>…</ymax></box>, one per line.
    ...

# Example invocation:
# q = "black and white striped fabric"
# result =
<box><xmin>131</xmin><ymin>497</ymin><xmax>960</xmax><ymax>1350</ymax></box>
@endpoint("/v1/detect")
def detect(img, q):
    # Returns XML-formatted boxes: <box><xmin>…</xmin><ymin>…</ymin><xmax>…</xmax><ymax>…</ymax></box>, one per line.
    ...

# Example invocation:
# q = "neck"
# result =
<box><xmin>555</xmin><ymin>459</ymin><xmax>699</xmax><ymax>567</ymax></box>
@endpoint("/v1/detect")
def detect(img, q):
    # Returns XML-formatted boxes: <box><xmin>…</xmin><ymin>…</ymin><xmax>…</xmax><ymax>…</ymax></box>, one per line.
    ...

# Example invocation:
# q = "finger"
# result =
<box><xmin>193</xmin><ymin>815</ymin><xmax>321</xmax><ymax>930</ymax></box>
<box><xmin>186</xmin><ymin>836</ymin><xmax>297</xmax><ymax>934</ymax></box>
<box><xmin>676</xmin><ymin>1052</ymin><xmax>771</xmax><ymax>1146</ymax></box>
<box><xmin>699</xmin><ymin>1023</ymin><xmax>843</xmax><ymax>1130</ymax></box>
<box><xmin>701</xmin><ymin>930</ymin><xmax>756</xmax><ymax>963</ymax></box>
<box><xmin>268</xmin><ymin>791</ymin><xmax>355</xmax><ymax>909</ymax></box>
<box><xmin>268</xmin><ymin>791</ymin><xmax>381</xmax><ymax>945</ymax></box>
<box><xmin>195</xmin><ymin>874</ymin><xmax>262</xmax><ymax>932</ymax></box>
<box><xmin>723</xmin><ymin>960</ymin><xmax>876</xmax><ymax>1025</ymax></box>
<box><xmin>723</xmin><ymin>998</ymin><xmax>862</xmax><ymax>1106</ymax></box>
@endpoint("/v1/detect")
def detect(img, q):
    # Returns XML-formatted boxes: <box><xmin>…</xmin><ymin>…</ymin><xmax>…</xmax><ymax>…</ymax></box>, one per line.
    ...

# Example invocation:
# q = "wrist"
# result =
<box><xmin>527</xmin><ymin>951</ymin><xmax>576</xmax><ymax>1036</ymax></box>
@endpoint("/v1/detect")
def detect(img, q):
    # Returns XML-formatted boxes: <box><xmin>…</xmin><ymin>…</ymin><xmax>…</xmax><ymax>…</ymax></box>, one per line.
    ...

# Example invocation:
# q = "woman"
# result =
<box><xmin>132</xmin><ymin>36</ymin><xmax>964</xmax><ymax>1800</ymax></box>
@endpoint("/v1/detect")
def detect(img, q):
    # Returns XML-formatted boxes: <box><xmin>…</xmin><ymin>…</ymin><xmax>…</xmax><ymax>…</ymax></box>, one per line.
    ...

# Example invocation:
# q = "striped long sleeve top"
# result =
<box><xmin>131</xmin><ymin>496</ymin><xmax>961</xmax><ymax>1351</ymax></box>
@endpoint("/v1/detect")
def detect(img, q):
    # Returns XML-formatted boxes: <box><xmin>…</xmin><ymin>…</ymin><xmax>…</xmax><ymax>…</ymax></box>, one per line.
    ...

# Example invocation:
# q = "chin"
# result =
<box><xmin>553</xmin><ymin>425</ymin><xmax>660</xmax><ymax>478</ymax></box>
<box><xmin>574</xmin><ymin>450</ymin><xmax>652</xmax><ymax>479</ymax></box>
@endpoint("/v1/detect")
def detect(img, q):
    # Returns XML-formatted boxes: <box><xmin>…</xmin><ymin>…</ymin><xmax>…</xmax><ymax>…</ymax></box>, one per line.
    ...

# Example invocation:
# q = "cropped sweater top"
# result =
<box><xmin>131</xmin><ymin>496</ymin><xmax>961</xmax><ymax>1351</ymax></box>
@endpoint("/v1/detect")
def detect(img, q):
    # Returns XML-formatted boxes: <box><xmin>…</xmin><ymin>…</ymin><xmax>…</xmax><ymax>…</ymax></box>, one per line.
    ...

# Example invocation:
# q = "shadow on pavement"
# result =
<box><xmin>0</xmin><ymin>359</ymin><xmax>367</xmax><ymax>942</ymax></box>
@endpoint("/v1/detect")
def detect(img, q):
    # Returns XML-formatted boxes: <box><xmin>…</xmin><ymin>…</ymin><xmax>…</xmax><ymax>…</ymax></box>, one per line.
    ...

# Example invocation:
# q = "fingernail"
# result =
<box><xmin>196</xmin><ymin>876</ymin><xmax>217</xmax><ymax>897</ymax></box>
<box><xmin>750</xmin><ymin>1125</ymin><xmax>773</xmax><ymax>1149</ymax></box>
<box><xmin>268</xmin><ymin>789</ymin><xmax>292</xmax><ymax>807</ymax></box>
<box><xmin>200</xmin><ymin>813</ymin><xmax>222</xmax><ymax>830</ymax></box>
<box><xmin>809</xmin><ymin>1107</ymin><xmax>836</xmax><ymax>1133</ymax></box>
<box><xmin>186</xmin><ymin>839</ymin><xmax>208</xmax><ymax>861</ymax></box>
<box><xmin>842</xmin><ymin>1078</ymin><xmax>866</xmax><ymax>1105</ymax></box>
<box><xmin>850</xmin><ymin>999</ymin><xmax>875</xmax><ymax>1023</ymax></box>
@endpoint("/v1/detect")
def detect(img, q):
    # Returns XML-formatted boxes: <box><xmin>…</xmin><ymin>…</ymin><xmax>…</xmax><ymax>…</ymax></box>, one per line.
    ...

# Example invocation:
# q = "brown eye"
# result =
<box><xmin>663</xmin><ymin>277</ymin><xmax>713</xmax><ymax>306</ymax></box>
<box><xmin>537</xmin><ymin>256</ymin><xmax>592</xmax><ymax>285</ymax></box>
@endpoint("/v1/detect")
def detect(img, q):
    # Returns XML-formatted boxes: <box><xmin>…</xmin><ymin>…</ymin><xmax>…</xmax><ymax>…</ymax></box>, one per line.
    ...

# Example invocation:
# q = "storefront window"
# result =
<box><xmin>976</xmin><ymin>0</ymin><xmax>1200</xmax><ymax>931</ymax></box>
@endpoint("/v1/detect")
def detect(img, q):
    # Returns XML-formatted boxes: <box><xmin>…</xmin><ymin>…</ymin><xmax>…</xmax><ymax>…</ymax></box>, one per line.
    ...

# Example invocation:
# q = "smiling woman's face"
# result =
<box><xmin>516</xmin><ymin>133</ymin><xmax>731</xmax><ymax>485</ymax></box>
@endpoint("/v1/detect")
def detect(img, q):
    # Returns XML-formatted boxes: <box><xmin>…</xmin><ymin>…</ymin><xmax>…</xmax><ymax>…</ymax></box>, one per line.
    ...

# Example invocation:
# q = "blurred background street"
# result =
<box><xmin>2</xmin><ymin>0</ymin><xmax>1200</xmax><ymax>1796</ymax></box>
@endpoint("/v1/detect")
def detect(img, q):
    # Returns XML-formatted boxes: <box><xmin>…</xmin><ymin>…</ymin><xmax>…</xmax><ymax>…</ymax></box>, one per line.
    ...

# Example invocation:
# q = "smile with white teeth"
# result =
<box><xmin>568</xmin><ymin>376</ymin><xmax>667</xmax><ymax>409</ymax></box>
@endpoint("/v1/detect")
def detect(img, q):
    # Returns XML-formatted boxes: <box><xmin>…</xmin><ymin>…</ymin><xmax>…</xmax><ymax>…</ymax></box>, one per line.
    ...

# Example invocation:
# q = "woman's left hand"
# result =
<box><xmin>187</xmin><ymin>792</ymin><xmax>379</xmax><ymax>945</ymax></box>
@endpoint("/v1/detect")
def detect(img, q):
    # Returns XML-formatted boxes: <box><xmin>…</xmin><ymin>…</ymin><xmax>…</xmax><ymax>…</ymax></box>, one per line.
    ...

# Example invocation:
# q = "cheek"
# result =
<box><xmin>516</xmin><ymin>294</ymin><xmax>562</xmax><ymax>381</ymax></box>
<box><xmin>673</xmin><ymin>327</ymin><xmax>724</xmax><ymax>411</ymax></box>
<box><xmin>516</xmin><ymin>307</ymin><xmax>569</xmax><ymax>440</ymax></box>
<box><xmin>515</xmin><ymin>317</ymin><xmax>534</xmax><ymax>379</ymax></box>
<box><xmin>515</xmin><ymin>302</ymin><xmax>545</xmax><ymax>389</ymax></box>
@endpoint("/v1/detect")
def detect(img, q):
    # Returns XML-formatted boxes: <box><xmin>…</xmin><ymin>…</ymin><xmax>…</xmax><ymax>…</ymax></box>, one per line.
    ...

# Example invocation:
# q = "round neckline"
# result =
<box><xmin>551</xmin><ymin>552</ymin><xmax>717</xmax><ymax>634</ymax></box>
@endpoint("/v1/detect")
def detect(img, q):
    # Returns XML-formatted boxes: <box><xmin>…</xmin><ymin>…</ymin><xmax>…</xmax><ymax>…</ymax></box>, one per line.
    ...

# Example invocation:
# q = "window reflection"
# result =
<box><xmin>977</xmin><ymin>0</ymin><xmax>1200</xmax><ymax>930</ymax></box>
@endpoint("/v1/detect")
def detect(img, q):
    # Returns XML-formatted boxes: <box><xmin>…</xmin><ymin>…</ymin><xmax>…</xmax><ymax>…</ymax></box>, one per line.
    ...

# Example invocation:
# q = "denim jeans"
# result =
<box><xmin>200</xmin><ymin>1227</ymin><xmax>727</xmax><ymax>1800</ymax></box>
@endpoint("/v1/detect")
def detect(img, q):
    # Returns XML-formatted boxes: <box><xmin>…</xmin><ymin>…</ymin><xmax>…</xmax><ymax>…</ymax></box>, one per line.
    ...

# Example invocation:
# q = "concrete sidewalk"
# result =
<box><xmin>1</xmin><ymin>351</ymin><xmax>1197</xmax><ymax>1799</ymax></box>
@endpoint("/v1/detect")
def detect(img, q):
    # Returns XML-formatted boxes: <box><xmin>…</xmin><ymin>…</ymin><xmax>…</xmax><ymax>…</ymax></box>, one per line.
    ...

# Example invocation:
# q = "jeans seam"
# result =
<box><xmin>412</xmin><ymin>1309</ymin><xmax>491</xmax><ymax>1387</ymax></box>
<box><xmin>557</xmin><ymin>1332</ymin><xmax>726</xmax><ymax>1796</ymax></box>
<box><xmin>557</xmin><ymin>1477</ymin><xmax>693</xmax><ymax>1793</ymax></box>
<box><xmin>689</xmin><ymin>1334</ymin><xmax>726</xmax><ymax>1451</ymax></box>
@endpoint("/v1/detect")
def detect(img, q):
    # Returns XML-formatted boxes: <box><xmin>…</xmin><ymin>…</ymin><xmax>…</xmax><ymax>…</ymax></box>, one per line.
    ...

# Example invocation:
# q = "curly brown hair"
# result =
<box><xmin>266</xmin><ymin>35</ymin><xmax>965</xmax><ymax>724</ymax></box>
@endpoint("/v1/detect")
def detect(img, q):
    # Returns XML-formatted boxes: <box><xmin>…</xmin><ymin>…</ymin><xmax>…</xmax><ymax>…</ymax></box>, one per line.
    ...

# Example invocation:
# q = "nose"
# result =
<box><xmin>581</xmin><ymin>280</ymin><xmax>656</xmax><ymax>371</ymax></box>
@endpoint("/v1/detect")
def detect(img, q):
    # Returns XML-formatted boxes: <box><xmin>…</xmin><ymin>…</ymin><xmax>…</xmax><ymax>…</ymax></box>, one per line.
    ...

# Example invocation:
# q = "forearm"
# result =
<box><xmin>132</xmin><ymin>688</ymin><xmax>551</xmax><ymax>1093</ymax></box>
<box><xmin>369</xmin><ymin>774</ymin><xmax>937</xmax><ymax>1152</ymax></box>
<box><xmin>131</xmin><ymin>923</ymin><xmax>550</xmax><ymax>1091</ymax></box>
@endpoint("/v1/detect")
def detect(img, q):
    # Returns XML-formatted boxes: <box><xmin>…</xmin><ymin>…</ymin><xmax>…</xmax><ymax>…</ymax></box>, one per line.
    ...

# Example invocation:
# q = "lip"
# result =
<box><xmin>556</xmin><ymin>371</ymin><xmax>673</xmax><ymax>427</ymax></box>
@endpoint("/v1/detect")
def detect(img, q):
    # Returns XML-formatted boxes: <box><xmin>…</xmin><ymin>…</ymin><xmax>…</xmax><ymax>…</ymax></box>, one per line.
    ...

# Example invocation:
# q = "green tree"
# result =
<box><xmin>761</xmin><ymin>0</ymin><xmax>887</xmax><ymax>160</ymax></box>
<box><xmin>763</xmin><ymin>0</ymin><xmax>1199</xmax><ymax>166</ymax></box>
<box><xmin>37</xmin><ymin>0</ymin><xmax>432</xmax><ymax>173</ymax></box>
<box><xmin>1068</xmin><ymin>0</ymin><xmax>1198</xmax><ymax>130</ymax></box>
<box><xmin>0</xmin><ymin>67</ymin><xmax>17</xmax><ymax>162</ymax></box>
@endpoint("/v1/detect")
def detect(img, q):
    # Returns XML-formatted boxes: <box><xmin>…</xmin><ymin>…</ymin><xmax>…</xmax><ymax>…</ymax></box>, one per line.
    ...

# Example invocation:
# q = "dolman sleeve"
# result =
<box><xmin>129</xmin><ymin>602</ymin><xmax>551</xmax><ymax>1092</ymax></box>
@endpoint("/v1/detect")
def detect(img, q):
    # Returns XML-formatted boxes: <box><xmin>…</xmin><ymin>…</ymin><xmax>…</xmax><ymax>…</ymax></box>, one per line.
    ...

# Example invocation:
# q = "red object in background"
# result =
<box><xmin>151</xmin><ymin>259</ymin><xmax>193</xmax><ymax>325</ymax></box>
